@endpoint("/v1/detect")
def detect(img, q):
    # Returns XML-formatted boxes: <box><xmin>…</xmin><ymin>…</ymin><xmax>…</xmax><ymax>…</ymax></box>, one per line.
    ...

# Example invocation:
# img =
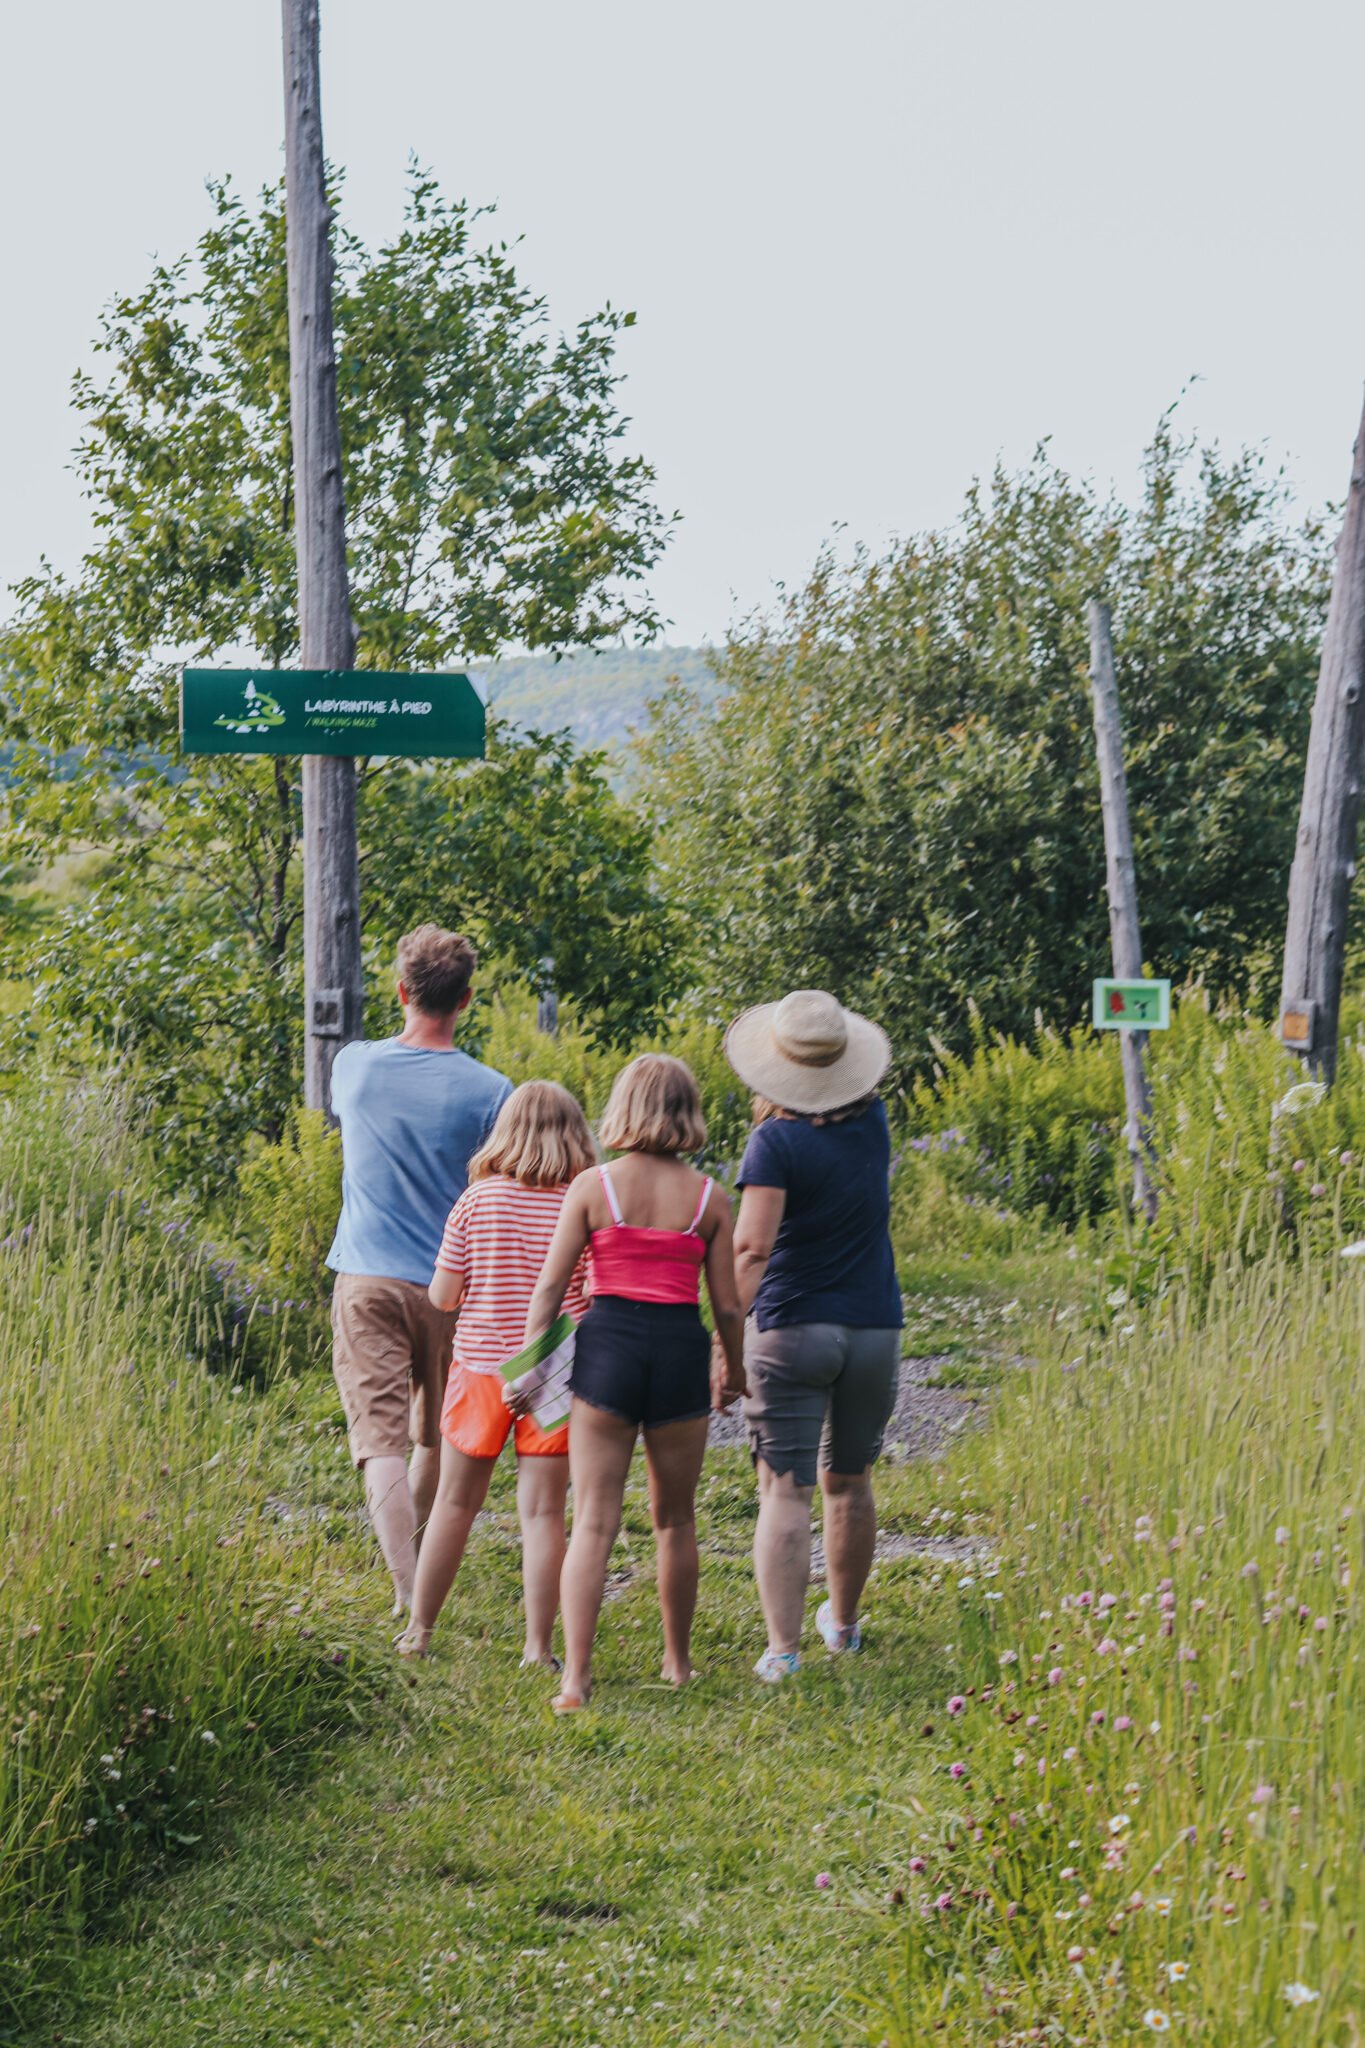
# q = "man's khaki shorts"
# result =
<box><xmin>330</xmin><ymin>1273</ymin><xmax>458</xmax><ymax>1466</ymax></box>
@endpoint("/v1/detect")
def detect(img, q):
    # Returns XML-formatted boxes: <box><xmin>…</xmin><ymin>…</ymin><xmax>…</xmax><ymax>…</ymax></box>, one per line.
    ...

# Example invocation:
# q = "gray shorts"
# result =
<box><xmin>742</xmin><ymin>1322</ymin><xmax>901</xmax><ymax>1487</ymax></box>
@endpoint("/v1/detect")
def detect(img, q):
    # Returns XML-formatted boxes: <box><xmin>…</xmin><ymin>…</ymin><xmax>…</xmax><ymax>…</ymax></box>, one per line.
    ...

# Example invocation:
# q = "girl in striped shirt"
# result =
<box><xmin>397</xmin><ymin>1081</ymin><xmax>595</xmax><ymax>1664</ymax></box>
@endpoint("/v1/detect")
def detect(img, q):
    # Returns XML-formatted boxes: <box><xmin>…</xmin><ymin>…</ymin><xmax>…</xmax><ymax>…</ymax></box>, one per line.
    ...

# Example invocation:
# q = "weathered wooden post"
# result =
<box><xmin>536</xmin><ymin>954</ymin><xmax>559</xmax><ymax>1038</ymax></box>
<box><xmin>282</xmin><ymin>0</ymin><xmax>364</xmax><ymax>1115</ymax></box>
<box><xmin>1088</xmin><ymin>598</ymin><xmax>1158</xmax><ymax>1222</ymax></box>
<box><xmin>1278</xmin><ymin>389</ymin><xmax>1365</xmax><ymax>1083</ymax></box>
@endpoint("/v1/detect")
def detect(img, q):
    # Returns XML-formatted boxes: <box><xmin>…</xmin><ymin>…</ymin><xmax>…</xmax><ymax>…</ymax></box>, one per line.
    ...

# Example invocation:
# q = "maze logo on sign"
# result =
<box><xmin>181</xmin><ymin>668</ymin><xmax>486</xmax><ymax>760</ymax></box>
<box><xmin>215</xmin><ymin>680</ymin><xmax>287</xmax><ymax>736</ymax></box>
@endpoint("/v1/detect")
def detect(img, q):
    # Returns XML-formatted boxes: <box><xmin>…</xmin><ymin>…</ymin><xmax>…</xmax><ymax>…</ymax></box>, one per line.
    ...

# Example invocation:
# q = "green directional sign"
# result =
<box><xmin>180</xmin><ymin>669</ymin><xmax>485</xmax><ymax>759</ymax></box>
<box><xmin>1093</xmin><ymin>978</ymin><xmax>1171</xmax><ymax>1031</ymax></box>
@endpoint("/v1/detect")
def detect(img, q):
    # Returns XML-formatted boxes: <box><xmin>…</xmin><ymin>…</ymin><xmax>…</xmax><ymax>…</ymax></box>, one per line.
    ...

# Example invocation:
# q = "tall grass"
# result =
<box><xmin>0</xmin><ymin>1084</ymin><xmax>366</xmax><ymax>2021</ymax></box>
<box><xmin>871</xmin><ymin>1247</ymin><xmax>1361</xmax><ymax>2044</ymax></box>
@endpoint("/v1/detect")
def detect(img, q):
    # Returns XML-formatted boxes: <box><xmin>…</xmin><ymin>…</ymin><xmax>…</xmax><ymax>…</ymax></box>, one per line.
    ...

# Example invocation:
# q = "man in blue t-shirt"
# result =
<box><xmin>327</xmin><ymin>924</ymin><xmax>511</xmax><ymax>1614</ymax></box>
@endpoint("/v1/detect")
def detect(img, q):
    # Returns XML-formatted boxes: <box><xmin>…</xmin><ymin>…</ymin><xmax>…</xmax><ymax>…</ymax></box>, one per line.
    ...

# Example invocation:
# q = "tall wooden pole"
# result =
<box><xmin>1279</xmin><ymin>389</ymin><xmax>1365</xmax><ymax>1084</ymax></box>
<box><xmin>283</xmin><ymin>0</ymin><xmax>363</xmax><ymax>1115</ymax></box>
<box><xmin>1088</xmin><ymin>598</ymin><xmax>1158</xmax><ymax>1223</ymax></box>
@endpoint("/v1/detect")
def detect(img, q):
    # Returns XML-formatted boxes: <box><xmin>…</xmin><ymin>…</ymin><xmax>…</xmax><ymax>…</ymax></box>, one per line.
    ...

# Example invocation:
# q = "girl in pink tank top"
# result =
<box><xmin>588</xmin><ymin>1159</ymin><xmax>713</xmax><ymax>1303</ymax></box>
<box><xmin>517</xmin><ymin>1055</ymin><xmax>747</xmax><ymax>1711</ymax></box>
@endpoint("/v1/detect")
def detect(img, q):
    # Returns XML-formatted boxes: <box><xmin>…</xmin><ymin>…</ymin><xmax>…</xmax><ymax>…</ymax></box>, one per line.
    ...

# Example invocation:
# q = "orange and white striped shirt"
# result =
<box><xmin>434</xmin><ymin>1176</ymin><xmax>590</xmax><ymax>1376</ymax></box>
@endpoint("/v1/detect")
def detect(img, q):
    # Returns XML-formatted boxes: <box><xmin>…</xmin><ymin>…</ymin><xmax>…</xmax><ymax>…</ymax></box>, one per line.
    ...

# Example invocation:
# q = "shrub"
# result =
<box><xmin>909</xmin><ymin>1011</ymin><xmax>1125</xmax><ymax>1227</ymax></box>
<box><xmin>0</xmin><ymin>1082</ymin><xmax>369</xmax><ymax>2018</ymax></box>
<box><xmin>869</xmin><ymin>1246</ymin><xmax>1361</xmax><ymax>2044</ymax></box>
<box><xmin>236</xmin><ymin>1107</ymin><xmax>343</xmax><ymax>1311</ymax></box>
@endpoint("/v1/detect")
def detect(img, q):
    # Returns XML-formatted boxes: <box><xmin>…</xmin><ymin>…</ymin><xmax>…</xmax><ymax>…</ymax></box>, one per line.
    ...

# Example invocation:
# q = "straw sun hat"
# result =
<box><xmin>724</xmin><ymin>989</ymin><xmax>891</xmax><ymax>1116</ymax></box>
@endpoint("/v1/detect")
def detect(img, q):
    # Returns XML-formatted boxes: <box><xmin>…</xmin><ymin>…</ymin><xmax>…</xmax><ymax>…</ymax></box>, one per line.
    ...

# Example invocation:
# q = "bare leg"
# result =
<box><xmin>753</xmin><ymin>1462</ymin><xmax>816</xmax><ymax>1655</ymax></box>
<box><xmin>516</xmin><ymin>1455</ymin><xmax>569</xmax><ymax>1665</ymax></box>
<box><xmin>409</xmin><ymin>1441</ymin><xmax>441</xmax><ymax>1542</ymax></box>
<box><xmin>820</xmin><ymin>1466</ymin><xmax>877</xmax><ymax>1627</ymax></box>
<box><xmin>363</xmin><ymin>1454</ymin><xmax>421</xmax><ymax>1610</ymax></box>
<box><xmin>402</xmin><ymin>1442</ymin><xmax>495</xmax><ymax>1646</ymax></box>
<box><xmin>644</xmin><ymin>1416</ymin><xmax>710</xmax><ymax>1684</ymax></box>
<box><xmin>559</xmin><ymin>1404</ymin><xmax>637</xmax><ymax>1703</ymax></box>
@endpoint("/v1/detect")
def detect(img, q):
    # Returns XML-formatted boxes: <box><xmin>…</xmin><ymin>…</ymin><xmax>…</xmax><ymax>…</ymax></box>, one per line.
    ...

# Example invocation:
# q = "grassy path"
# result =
<box><xmin>32</xmin><ymin>1269</ymin><xmax>1045</xmax><ymax>2047</ymax></box>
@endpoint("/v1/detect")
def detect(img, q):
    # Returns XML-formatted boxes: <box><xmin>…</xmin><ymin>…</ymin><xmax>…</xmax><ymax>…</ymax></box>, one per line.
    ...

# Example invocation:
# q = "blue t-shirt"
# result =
<box><xmin>326</xmin><ymin>1040</ymin><xmax>513</xmax><ymax>1285</ymax></box>
<box><xmin>737</xmin><ymin>1099</ymin><xmax>903</xmax><ymax>1332</ymax></box>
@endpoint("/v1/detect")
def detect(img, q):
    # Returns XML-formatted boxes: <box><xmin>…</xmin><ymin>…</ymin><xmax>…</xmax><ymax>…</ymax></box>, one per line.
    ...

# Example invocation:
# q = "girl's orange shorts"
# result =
<box><xmin>440</xmin><ymin>1363</ymin><xmax>569</xmax><ymax>1460</ymax></box>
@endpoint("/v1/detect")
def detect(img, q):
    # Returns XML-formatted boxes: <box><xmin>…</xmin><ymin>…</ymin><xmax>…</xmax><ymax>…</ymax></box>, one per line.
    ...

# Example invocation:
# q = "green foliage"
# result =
<box><xmin>1144</xmin><ymin>990</ymin><xmax>1365</xmax><ymax>1277</ymax></box>
<box><xmin>235</xmin><ymin>1108</ymin><xmax>342</xmax><ymax>1310</ymax></box>
<box><xmin>888</xmin><ymin>1147</ymin><xmax>1067</xmax><ymax>1270</ymax></box>
<box><xmin>361</xmin><ymin>719</ymin><xmax>684</xmax><ymax>1047</ymax></box>
<box><xmin>902</xmin><ymin>986</ymin><xmax>1365</xmax><ymax>1303</ymax></box>
<box><xmin>908</xmin><ymin>1013</ymin><xmax>1125</xmax><ymax>1227</ymax></box>
<box><xmin>0</xmin><ymin>1081</ymin><xmax>368</xmax><ymax>2020</ymax></box>
<box><xmin>643</xmin><ymin>421</ymin><xmax>1327</xmax><ymax>1072</ymax></box>
<box><xmin>479</xmin><ymin>993</ymin><xmax>753</xmax><ymax>1169</ymax></box>
<box><xmin>0</xmin><ymin>171</ymin><xmax>674</xmax><ymax>1175</ymax></box>
<box><xmin>873</xmin><ymin>1250</ymin><xmax>1361</xmax><ymax>2045</ymax></box>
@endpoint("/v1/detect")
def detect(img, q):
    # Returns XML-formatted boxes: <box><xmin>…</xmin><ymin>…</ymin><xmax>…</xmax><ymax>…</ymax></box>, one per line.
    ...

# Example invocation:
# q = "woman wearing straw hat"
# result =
<box><xmin>722</xmin><ymin>990</ymin><xmax>903</xmax><ymax>1683</ymax></box>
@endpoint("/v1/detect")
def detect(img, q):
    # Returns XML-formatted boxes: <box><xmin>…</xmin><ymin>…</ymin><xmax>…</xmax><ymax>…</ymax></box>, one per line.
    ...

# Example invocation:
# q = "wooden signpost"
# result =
<box><xmin>282</xmin><ymin>0</ymin><xmax>363</xmax><ymax>1116</ymax></box>
<box><xmin>1088</xmin><ymin>598</ymin><xmax>1160</xmax><ymax>1222</ymax></box>
<box><xmin>1278</xmin><ymin>387</ymin><xmax>1365</xmax><ymax>1084</ymax></box>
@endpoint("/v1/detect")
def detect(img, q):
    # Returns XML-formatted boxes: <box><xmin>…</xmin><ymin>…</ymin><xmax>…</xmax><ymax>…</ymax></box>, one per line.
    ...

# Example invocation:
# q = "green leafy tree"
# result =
<box><xmin>0</xmin><ymin>171</ymin><xmax>674</xmax><ymax>1174</ymax></box>
<box><xmin>361</xmin><ymin>718</ymin><xmax>684</xmax><ymax>1045</ymax></box>
<box><xmin>643</xmin><ymin>421</ymin><xmax>1329</xmax><ymax>1074</ymax></box>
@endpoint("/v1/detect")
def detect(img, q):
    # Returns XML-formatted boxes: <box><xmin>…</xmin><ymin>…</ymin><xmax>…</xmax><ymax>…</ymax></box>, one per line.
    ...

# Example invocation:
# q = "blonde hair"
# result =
<box><xmin>598</xmin><ymin>1054</ymin><xmax>707</xmax><ymax>1157</ymax></box>
<box><xmin>469</xmin><ymin>1081</ymin><xmax>596</xmax><ymax>1189</ymax></box>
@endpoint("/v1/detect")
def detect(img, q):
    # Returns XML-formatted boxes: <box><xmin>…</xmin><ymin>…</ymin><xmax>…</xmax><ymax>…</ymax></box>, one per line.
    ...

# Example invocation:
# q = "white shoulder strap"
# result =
<box><xmin>687</xmin><ymin>1176</ymin><xmax>713</xmax><ymax>1235</ymax></box>
<box><xmin>597</xmin><ymin>1162</ymin><xmax>625</xmax><ymax>1227</ymax></box>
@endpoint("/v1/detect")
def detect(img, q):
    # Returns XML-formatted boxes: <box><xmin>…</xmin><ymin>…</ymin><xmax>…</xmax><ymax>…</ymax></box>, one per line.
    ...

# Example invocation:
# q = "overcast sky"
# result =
<box><xmin>3</xmin><ymin>0</ymin><xmax>1363</xmax><ymax>648</ymax></box>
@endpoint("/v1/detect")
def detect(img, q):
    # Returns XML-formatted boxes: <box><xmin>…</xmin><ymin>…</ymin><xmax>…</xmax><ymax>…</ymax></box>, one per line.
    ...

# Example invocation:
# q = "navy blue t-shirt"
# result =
<box><xmin>737</xmin><ymin>1100</ymin><xmax>903</xmax><ymax>1332</ymax></box>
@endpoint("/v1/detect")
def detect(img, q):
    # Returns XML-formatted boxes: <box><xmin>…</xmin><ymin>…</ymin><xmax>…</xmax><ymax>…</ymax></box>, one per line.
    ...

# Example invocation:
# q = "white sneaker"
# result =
<box><xmin>816</xmin><ymin>1600</ymin><xmax>862</xmax><ymax>1653</ymax></box>
<box><xmin>753</xmin><ymin>1649</ymin><xmax>802</xmax><ymax>1684</ymax></box>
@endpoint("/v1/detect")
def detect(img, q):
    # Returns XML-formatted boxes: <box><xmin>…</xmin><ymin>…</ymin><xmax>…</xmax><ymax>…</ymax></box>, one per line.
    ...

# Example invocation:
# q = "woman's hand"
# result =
<box><xmin>710</xmin><ymin>1335</ymin><xmax>747</xmax><ymax>1412</ymax></box>
<box><xmin>502</xmin><ymin>1379</ymin><xmax>533</xmax><ymax>1419</ymax></box>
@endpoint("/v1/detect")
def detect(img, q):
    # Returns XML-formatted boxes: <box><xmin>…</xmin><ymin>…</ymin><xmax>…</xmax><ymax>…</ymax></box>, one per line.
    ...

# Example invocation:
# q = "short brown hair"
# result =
<box><xmin>469</xmin><ymin>1081</ymin><xmax>596</xmax><ymax>1189</ymax></box>
<box><xmin>598</xmin><ymin>1054</ymin><xmax>707</xmax><ymax>1157</ymax></box>
<box><xmin>395</xmin><ymin>924</ymin><xmax>477</xmax><ymax>1016</ymax></box>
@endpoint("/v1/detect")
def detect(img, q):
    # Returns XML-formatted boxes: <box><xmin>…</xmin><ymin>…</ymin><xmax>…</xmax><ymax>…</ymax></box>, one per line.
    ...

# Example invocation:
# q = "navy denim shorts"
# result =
<box><xmin>570</xmin><ymin>1296</ymin><xmax>711</xmax><ymax>1430</ymax></box>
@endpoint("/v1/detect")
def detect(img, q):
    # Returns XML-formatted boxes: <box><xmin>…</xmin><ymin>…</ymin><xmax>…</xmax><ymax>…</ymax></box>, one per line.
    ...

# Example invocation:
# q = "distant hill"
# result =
<box><xmin>471</xmin><ymin>646</ymin><xmax>715</xmax><ymax>752</ymax></box>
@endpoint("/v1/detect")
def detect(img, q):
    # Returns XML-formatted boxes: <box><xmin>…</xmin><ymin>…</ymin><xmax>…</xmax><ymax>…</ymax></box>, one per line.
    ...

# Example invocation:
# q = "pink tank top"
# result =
<box><xmin>589</xmin><ymin>1163</ymin><xmax>713</xmax><ymax>1305</ymax></box>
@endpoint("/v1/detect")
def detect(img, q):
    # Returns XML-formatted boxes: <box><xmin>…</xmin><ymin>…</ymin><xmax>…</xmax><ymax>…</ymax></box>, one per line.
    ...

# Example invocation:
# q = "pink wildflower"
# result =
<box><xmin>947</xmin><ymin>1695</ymin><xmax>966</xmax><ymax>1716</ymax></box>
<box><xmin>908</xmin><ymin>1856</ymin><xmax>926</xmax><ymax>1873</ymax></box>
<box><xmin>949</xmin><ymin>1761</ymin><xmax>967</xmax><ymax>1780</ymax></box>
<box><xmin>815</xmin><ymin>1871</ymin><xmax>832</xmax><ymax>1889</ymax></box>
<box><xmin>1048</xmin><ymin>1667</ymin><xmax>1064</xmax><ymax>1686</ymax></box>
